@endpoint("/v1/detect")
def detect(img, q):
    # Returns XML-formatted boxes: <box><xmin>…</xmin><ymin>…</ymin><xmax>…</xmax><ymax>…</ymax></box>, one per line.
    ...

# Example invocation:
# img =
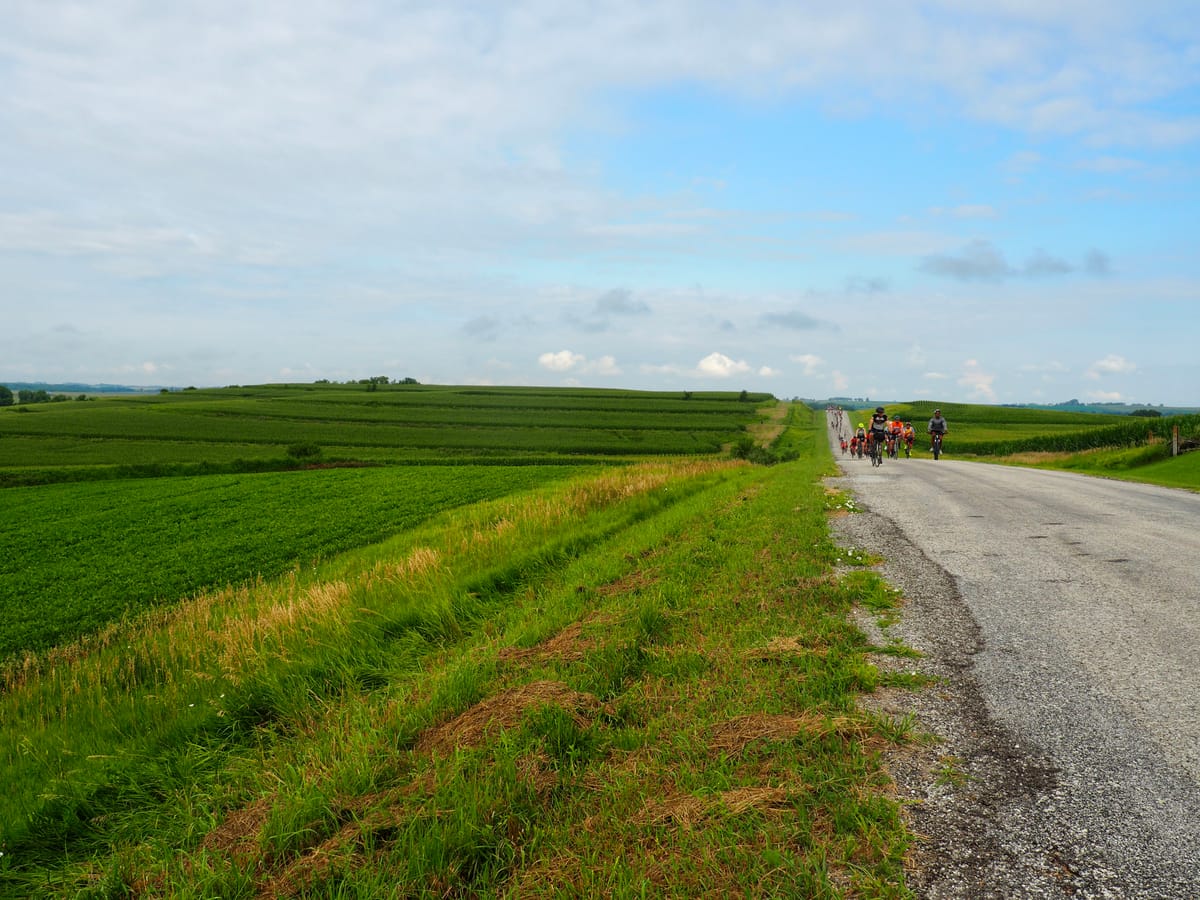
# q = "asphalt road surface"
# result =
<box><xmin>826</xmin><ymin>416</ymin><xmax>1200</xmax><ymax>898</ymax></box>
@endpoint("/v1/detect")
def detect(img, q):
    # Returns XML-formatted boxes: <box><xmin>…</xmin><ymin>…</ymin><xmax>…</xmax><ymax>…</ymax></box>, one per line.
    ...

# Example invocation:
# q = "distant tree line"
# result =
<box><xmin>312</xmin><ymin>376</ymin><xmax>421</xmax><ymax>390</ymax></box>
<box><xmin>0</xmin><ymin>386</ymin><xmax>89</xmax><ymax>406</ymax></box>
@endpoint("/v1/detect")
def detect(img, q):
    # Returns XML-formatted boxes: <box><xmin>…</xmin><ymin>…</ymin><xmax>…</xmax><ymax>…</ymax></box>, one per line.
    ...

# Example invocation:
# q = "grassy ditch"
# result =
<box><xmin>1</xmin><ymin>414</ymin><xmax>916</xmax><ymax>897</ymax></box>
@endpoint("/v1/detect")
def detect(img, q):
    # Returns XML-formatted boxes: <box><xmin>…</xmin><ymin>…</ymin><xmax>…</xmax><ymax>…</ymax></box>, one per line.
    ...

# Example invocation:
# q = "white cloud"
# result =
<box><xmin>1087</xmin><ymin>390</ymin><xmax>1125</xmax><ymax>401</ymax></box>
<box><xmin>1086</xmin><ymin>354</ymin><xmax>1137</xmax><ymax>379</ymax></box>
<box><xmin>957</xmin><ymin>359</ymin><xmax>997</xmax><ymax>402</ymax></box>
<box><xmin>789</xmin><ymin>353</ymin><xmax>823</xmax><ymax>376</ymax></box>
<box><xmin>586</xmin><ymin>355</ymin><xmax>622</xmax><ymax>376</ymax></box>
<box><xmin>537</xmin><ymin>350</ymin><xmax>622</xmax><ymax>376</ymax></box>
<box><xmin>758</xmin><ymin>366</ymin><xmax>780</xmax><ymax>377</ymax></box>
<box><xmin>697</xmin><ymin>352</ymin><xmax>751</xmax><ymax>378</ymax></box>
<box><xmin>538</xmin><ymin>350</ymin><xmax>584</xmax><ymax>372</ymax></box>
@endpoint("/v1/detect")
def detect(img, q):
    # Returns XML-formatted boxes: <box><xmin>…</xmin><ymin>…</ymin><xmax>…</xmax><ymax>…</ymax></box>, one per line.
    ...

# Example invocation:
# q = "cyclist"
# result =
<box><xmin>927</xmin><ymin>408</ymin><xmax>948</xmax><ymax>454</ymax></box>
<box><xmin>902</xmin><ymin>421</ymin><xmax>916</xmax><ymax>456</ymax></box>
<box><xmin>854</xmin><ymin>422</ymin><xmax>867</xmax><ymax>458</ymax></box>
<box><xmin>887</xmin><ymin>414</ymin><xmax>904</xmax><ymax>458</ymax></box>
<box><xmin>868</xmin><ymin>406</ymin><xmax>889</xmax><ymax>463</ymax></box>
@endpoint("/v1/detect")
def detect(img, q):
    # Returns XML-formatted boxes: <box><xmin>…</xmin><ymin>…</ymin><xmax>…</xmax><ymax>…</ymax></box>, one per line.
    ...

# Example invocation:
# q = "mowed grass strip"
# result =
<box><xmin>0</xmin><ymin>412</ymin><xmax>915</xmax><ymax>897</ymax></box>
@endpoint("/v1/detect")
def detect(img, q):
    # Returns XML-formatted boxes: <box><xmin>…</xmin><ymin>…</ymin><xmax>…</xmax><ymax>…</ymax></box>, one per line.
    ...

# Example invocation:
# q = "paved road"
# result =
<box><xmin>826</xmin><ymin>416</ymin><xmax>1200</xmax><ymax>898</ymax></box>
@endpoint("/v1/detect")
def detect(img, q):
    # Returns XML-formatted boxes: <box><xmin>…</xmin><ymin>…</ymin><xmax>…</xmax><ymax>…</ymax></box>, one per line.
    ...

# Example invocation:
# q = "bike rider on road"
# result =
<box><xmin>927</xmin><ymin>408</ymin><xmax>948</xmax><ymax>451</ymax></box>
<box><xmin>887</xmin><ymin>414</ymin><xmax>904</xmax><ymax>456</ymax></box>
<box><xmin>869</xmin><ymin>406</ymin><xmax>889</xmax><ymax>459</ymax></box>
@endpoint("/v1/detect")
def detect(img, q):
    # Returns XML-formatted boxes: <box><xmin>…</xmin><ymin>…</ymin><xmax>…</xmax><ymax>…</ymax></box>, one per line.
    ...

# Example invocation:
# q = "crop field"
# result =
<box><xmin>0</xmin><ymin>384</ymin><xmax>773</xmax><ymax>661</ymax></box>
<box><xmin>0</xmin><ymin>465</ymin><xmax>583</xmax><ymax>659</ymax></box>
<box><xmin>0</xmin><ymin>384</ymin><xmax>768</xmax><ymax>478</ymax></box>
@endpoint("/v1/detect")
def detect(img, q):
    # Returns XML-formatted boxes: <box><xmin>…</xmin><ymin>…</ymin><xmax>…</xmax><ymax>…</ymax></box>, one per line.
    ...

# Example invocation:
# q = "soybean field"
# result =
<box><xmin>0</xmin><ymin>383</ymin><xmax>771</xmax><ymax>661</ymax></box>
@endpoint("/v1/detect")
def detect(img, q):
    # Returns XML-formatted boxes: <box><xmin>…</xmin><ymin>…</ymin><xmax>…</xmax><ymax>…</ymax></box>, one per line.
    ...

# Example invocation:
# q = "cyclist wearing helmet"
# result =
<box><xmin>887</xmin><ymin>414</ymin><xmax>904</xmax><ymax>458</ymax></box>
<box><xmin>868</xmin><ymin>406</ymin><xmax>889</xmax><ymax>461</ymax></box>
<box><xmin>927</xmin><ymin>408</ymin><xmax>948</xmax><ymax>451</ymax></box>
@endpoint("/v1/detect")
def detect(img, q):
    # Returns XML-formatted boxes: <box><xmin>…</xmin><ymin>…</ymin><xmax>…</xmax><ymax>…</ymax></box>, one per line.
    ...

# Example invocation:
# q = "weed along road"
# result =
<box><xmin>828</xmin><ymin>428</ymin><xmax>1200</xmax><ymax>897</ymax></box>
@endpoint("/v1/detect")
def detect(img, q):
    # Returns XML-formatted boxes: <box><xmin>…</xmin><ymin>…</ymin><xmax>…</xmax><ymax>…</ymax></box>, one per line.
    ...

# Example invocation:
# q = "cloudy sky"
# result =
<box><xmin>2</xmin><ymin>2</ymin><xmax>1197</xmax><ymax>404</ymax></box>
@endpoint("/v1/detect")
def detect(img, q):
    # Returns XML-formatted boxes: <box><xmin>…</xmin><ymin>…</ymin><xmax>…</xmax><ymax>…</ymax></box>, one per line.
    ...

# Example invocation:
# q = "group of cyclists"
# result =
<box><xmin>832</xmin><ymin>406</ymin><xmax>949</xmax><ymax>464</ymax></box>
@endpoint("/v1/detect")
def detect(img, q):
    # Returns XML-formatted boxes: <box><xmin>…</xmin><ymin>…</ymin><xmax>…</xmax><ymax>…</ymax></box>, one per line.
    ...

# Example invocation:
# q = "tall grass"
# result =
<box><xmin>2</xmin><ymin>407</ymin><xmax>916</xmax><ymax>897</ymax></box>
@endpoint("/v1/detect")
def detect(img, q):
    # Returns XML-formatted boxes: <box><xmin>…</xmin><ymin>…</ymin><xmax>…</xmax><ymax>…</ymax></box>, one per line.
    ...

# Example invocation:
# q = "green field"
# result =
<box><xmin>0</xmin><ymin>402</ymin><xmax>923</xmax><ymax>897</ymax></box>
<box><xmin>0</xmin><ymin>384</ymin><xmax>774</xmax><ymax>660</ymax></box>
<box><xmin>845</xmin><ymin>400</ymin><xmax>1200</xmax><ymax>489</ymax></box>
<box><xmin>0</xmin><ymin>384</ymin><xmax>769</xmax><ymax>474</ymax></box>
<box><xmin>0</xmin><ymin>465</ymin><xmax>581</xmax><ymax>658</ymax></box>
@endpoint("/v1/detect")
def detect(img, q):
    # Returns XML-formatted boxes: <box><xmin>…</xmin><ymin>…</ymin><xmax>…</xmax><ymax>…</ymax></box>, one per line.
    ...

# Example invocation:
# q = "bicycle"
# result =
<box><xmin>930</xmin><ymin>431</ymin><xmax>945</xmax><ymax>460</ymax></box>
<box><xmin>870</xmin><ymin>430</ymin><xmax>885</xmax><ymax>467</ymax></box>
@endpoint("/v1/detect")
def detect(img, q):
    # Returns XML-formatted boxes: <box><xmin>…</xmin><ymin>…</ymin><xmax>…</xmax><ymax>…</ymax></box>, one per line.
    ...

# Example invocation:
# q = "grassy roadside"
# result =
<box><xmin>983</xmin><ymin>445</ymin><xmax>1200</xmax><ymax>491</ymax></box>
<box><xmin>1</xmin><ymin>411</ymin><xmax>917</xmax><ymax>897</ymax></box>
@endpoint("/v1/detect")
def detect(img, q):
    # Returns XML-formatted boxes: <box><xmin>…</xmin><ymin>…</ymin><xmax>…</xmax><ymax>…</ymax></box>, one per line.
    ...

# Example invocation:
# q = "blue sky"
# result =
<box><xmin>2</xmin><ymin>1</ymin><xmax>1197</xmax><ymax>404</ymax></box>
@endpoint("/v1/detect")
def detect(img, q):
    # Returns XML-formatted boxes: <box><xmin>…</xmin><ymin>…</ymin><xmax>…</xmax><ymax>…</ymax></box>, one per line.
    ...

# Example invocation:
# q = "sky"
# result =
<box><xmin>2</xmin><ymin>2</ymin><xmax>1198</xmax><ymax>405</ymax></box>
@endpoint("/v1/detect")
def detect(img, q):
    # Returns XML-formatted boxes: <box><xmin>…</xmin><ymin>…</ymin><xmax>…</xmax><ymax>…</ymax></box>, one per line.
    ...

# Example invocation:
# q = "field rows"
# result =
<box><xmin>0</xmin><ymin>464</ymin><xmax>581</xmax><ymax>658</ymax></box>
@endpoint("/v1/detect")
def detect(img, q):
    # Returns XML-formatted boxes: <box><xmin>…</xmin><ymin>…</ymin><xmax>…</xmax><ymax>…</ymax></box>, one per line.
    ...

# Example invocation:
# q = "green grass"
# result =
<box><xmin>849</xmin><ymin>400</ymin><xmax>1200</xmax><ymax>490</ymax></box>
<box><xmin>0</xmin><ymin>465</ymin><xmax>583</xmax><ymax>659</ymax></box>
<box><xmin>0</xmin><ymin>406</ymin><xmax>918</xmax><ymax>898</ymax></box>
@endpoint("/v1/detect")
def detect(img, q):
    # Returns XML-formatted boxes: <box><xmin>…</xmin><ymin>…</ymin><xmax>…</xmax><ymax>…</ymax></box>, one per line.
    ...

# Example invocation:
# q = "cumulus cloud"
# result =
<box><xmin>538</xmin><ymin>350</ymin><xmax>585</xmax><ymax>372</ymax></box>
<box><xmin>958</xmin><ymin>359</ymin><xmax>997</xmax><ymax>402</ymax></box>
<box><xmin>697</xmin><ymin>352</ymin><xmax>751</xmax><ymax>378</ymax></box>
<box><xmin>587</xmin><ymin>355</ymin><xmax>622</xmax><ymax>376</ymax></box>
<box><xmin>789</xmin><ymin>353</ymin><xmax>823</xmax><ymax>376</ymax></box>
<box><xmin>1086</xmin><ymin>354</ymin><xmax>1136</xmax><ymax>379</ymax></box>
<box><xmin>758</xmin><ymin>366</ymin><xmax>780</xmax><ymax>377</ymax></box>
<box><xmin>537</xmin><ymin>351</ymin><xmax>623</xmax><ymax>376</ymax></box>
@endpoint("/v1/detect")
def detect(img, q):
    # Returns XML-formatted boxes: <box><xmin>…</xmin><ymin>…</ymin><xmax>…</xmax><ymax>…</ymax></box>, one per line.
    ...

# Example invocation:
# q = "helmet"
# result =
<box><xmin>876</xmin><ymin>407</ymin><xmax>884</xmax><ymax>413</ymax></box>
<box><xmin>934</xmin><ymin>408</ymin><xmax>941</xmax><ymax>414</ymax></box>
<box><xmin>858</xmin><ymin>423</ymin><xmax>864</xmax><ymax>429</ymax></box>
<box><xmin>905</xmin><ymin>422</ymin><xmax>912</xmax><ymax>427</ymax></box>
